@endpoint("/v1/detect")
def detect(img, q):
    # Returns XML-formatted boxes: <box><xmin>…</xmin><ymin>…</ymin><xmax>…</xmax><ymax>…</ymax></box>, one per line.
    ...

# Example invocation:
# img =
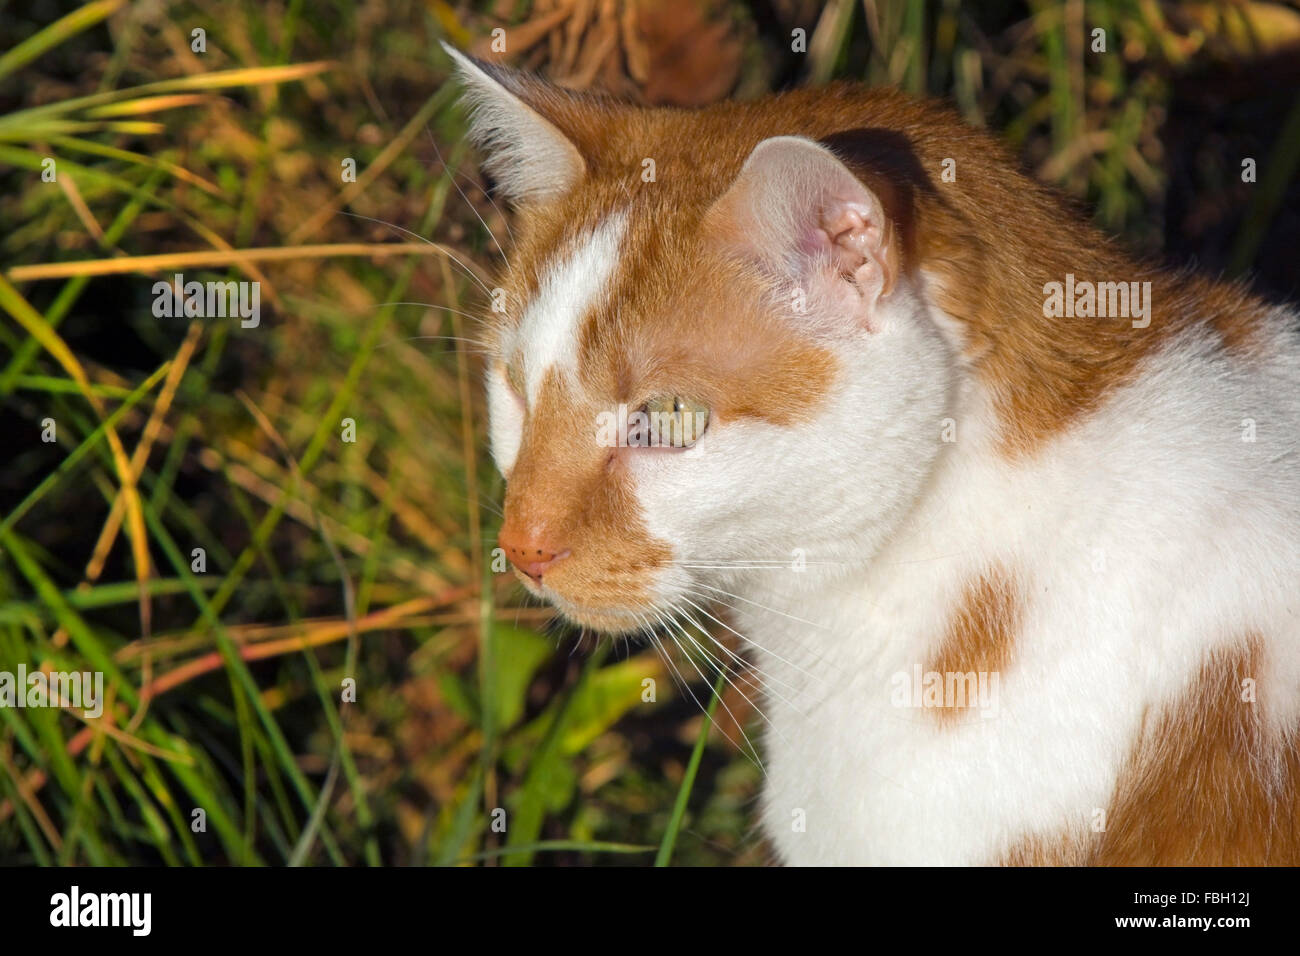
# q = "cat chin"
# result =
<box><xmin>503</xmin><ymin>563</ymin><xmax>656</xmax><ymax>634</ymax></box>
<box><xmin>541</xmin><ymin>590</ymin><xmax>653</xmax><ymax>636</ymax></box>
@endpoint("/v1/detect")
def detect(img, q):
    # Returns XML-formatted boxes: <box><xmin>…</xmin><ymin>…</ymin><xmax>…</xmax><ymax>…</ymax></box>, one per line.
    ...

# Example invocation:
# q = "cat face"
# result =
<box><xmin>450</xmin><ymin>46</ymin><xmax>954</xmax><ymax>633</ymax></box>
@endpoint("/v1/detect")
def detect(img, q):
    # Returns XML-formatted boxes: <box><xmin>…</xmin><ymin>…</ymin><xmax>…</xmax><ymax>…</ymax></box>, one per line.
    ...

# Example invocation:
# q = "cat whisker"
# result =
<box><xmin>370</xmin><ymin>301</ymin><xmax>490</xmax><ymax>326</ymax></box>
<box><xmin>681</xmin><ymin>585</ymin><xmax>835</xmax><ymax>685</ymax></box>
<box><xmin>337</xmin><ymin>210</ymin><xmax>495</xmax><ymax>298</ymax></box>
<box><xmin>675</xmin><ymin>596</ymin><xmax>809</xmax><ymax>703</ymax></box>
<box><xmin>670</xmin><ymin>606</ymin><xmax>803</xmax><ymax>738</ymax></box>
<box><xmin>681</xmin><ymin>564</ymin><xmax>807</xmax><ymax>571</ymax></box>
<box><xmin>658</xmin><ymin>612</ymin><xmax>765</xmax><ymax>772</ymax></box>
<box><xmin>643</xmin><ymin>622</ymin><xmax>692</xmax><ymax>704</ymax></box>
<box><xmin>373</xmin><ymin>334</ymin><xmax>490</xmax><ymax>353</ymax></box>
<box><xmin>423</xmin><ymin>133</ymin><xmax>529</xmax><ymax>344</ymax></box>
<box><xmin>685</xmin><ymin>581</ymin><xmax>829</xmax><ymax>632</ymax></box>
<box><xmin>680</xmin><ymin>558</ymin><xmax>847</xmax><ymax>567</ymax></box>
<box><xmin>664</xmin><ymin>618</ymin><xmax>775</xmax><ymax>766</ymax></box>
<box><xmin>682</xmin><ymin>597</ymin><xmax>829</xmax><ymax>699</ymax></box>
<box><xmin>424</xmin><ymin>128</ymin><xmax>518</xmax><ymax>252</ymax></box>
<box><xmin>666</xmin><ymin>607</ymin><xmax>782</xmax><ymax>710</ymax></box>
<box><xmin>645</xmin><ymin>614</ymin><xmax>711</xmax><ymax>729</ymax></box>
<box><xmin>475</xmin><ymin>497</ymin><xmax>505</xmax><ymax>521</ymax></box>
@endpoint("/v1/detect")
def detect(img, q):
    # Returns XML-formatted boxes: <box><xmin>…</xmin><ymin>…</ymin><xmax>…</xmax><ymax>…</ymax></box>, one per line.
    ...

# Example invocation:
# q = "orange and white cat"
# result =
<box><xmin>447</xmin><ymin>44</ymin><xmax>1300</xmax><ymax>865</ymax></box>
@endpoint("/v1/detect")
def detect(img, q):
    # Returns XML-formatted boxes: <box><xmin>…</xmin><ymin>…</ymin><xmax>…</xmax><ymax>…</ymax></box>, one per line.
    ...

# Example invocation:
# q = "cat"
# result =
<box><xmin>445</xmin><ymin>43</ymin><xmax>1300</xmax><ymax>865</ymax></box>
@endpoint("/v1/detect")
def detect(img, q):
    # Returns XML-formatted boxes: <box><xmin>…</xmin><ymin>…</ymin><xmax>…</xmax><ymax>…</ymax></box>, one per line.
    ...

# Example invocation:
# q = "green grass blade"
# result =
<box><xmin>0</xmin><ymin>361</ymin><xmax>169</xmax><ymax>536</ymax></box>
<box><xmin>0</xmin><ymin>0</ymin><xmax>126</xmax><ymax>84</ymax></box>
<box><xmin>655</xmin><ymin>670</ymin><xmax>726</xmax><ymax>867</ymax></box>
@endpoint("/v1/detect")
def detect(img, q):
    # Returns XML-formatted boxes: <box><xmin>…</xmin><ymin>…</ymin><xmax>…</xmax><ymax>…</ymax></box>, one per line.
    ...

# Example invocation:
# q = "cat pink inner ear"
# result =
<box><xmin>705</xmin><ymin>136</ymin><xmax>899</xmax><ymax>320</ymax></box>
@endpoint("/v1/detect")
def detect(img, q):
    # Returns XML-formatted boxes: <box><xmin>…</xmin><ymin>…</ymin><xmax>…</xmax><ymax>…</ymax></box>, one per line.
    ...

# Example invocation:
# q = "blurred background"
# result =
<box><xmin>1</xmin><ymin>0</ymin><xmax>1297</xmax><ymax>866</ymax></box>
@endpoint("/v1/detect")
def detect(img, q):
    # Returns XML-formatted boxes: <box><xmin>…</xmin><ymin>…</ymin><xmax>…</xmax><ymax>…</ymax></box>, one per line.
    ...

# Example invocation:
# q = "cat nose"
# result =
<box><xmin>498</xmin><ymin>529</ymin><xmax>571</xmax><ymax>583</ymax></box>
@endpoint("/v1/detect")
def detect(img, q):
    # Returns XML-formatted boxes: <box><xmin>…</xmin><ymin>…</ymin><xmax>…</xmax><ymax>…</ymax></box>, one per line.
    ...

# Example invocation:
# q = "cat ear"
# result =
<box><xmin>703</xmin><ymin>135</ymin><xmax>902</xmax><ymax>327</ymax></box>
<box><xmin>442</xmin><ymin>42</ymin><xmax>585</xmax><ymax>204</ymax></box>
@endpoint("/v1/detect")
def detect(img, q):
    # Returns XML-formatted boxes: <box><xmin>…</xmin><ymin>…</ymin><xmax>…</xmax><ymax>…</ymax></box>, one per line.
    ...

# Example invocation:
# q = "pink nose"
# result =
<box><xmin>498</xmin><ymin>530</ymin><xmax>570</xmax><ymax>583</ymax></box>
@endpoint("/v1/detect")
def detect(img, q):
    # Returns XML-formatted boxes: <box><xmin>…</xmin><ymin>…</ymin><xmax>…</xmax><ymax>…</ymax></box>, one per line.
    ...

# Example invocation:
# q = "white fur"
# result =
<box><xmin>511</xmin><ymin>212</ymin><xmax>626</xmax><ymax>404</ymax></box>
<box><xmin>485</xmin><ymin>364</ymin><xmax>524</xmax><ymax>475</ymax></box>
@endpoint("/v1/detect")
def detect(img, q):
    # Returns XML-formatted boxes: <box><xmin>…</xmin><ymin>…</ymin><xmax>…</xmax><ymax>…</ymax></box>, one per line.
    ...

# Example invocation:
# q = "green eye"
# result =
<box><xmin>639</xmin><ymin>396</ymin><xmax>710</xmax><ymax>448</ymax></box>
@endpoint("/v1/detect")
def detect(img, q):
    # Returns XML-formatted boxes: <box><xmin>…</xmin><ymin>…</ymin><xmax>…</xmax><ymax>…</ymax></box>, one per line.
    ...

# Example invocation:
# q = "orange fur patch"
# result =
<box><xmin>1002</xmin><ymin>637</ymin><xmax>1300</xmax><ymax>865</ymax></box>
<box><xmin>925</xmin><ymin>565</ymin><xmax>1022</xmax><ymax>725</ymax></box>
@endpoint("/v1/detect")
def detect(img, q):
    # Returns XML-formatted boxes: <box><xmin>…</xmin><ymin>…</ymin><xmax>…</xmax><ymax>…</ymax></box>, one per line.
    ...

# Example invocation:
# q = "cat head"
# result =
<box><xmin>447</xmin><ymin>45</ymin><xmax>955</xmax><ymax>633</ymax></box>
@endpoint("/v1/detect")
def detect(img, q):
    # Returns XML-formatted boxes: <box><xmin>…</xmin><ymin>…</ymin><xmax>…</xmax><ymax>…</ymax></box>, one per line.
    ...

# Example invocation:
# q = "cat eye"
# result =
<box><xmin>632</xmin><ymin>395</ymin><xmax>710</xmax><ymax>449</ymax></box>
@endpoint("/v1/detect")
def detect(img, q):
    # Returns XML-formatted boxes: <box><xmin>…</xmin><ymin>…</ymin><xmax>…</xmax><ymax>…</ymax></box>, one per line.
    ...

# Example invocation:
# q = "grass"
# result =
<box><xmin>1</xmin><ymin>0</ymin><xmax>1295</xmax><ymax>867</ymax></box>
